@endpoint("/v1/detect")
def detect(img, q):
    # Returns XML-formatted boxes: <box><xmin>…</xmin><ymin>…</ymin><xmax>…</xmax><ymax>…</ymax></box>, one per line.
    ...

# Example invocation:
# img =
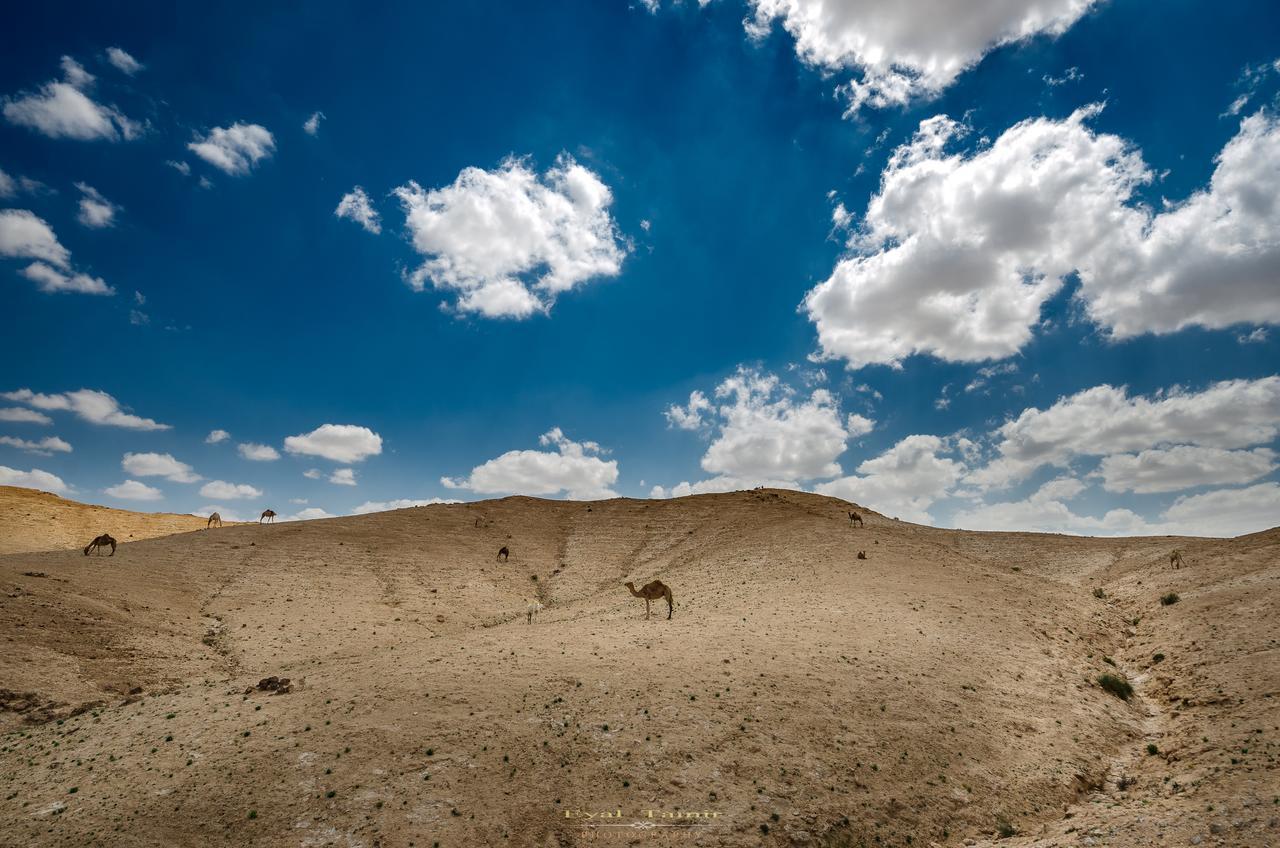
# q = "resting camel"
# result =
<box><xmin>259</xmin><ymin>509</ymin><xmax>276</xmax><ymax>524</ymax></box>
<box><xmin>1170</xmin><ymin>549</ymin><xmax>1186</xmax><ymax>569</ymax></box>
<box><xmin>624</xmin><ymin>580</ymin><xmax>673</xmax><ymax>620</ymax></box>
<box><xmin>497</xmin><ymin>546</ymin><xmax>509</xmax><ymax>562</ymax></box>
<box><xmin>848</xmin><ymin>511</ymin><xmax>864</xmax><ymax>527</ymax></box>
<box><xmin>526</xmin><ymin>599</ymin><xmax>543</xmax><ymax>624</ymax></box>
<box><xmin>84</xmin><ymin>534</ymin><xmax>117</xmax><ymax>556</ymax></box>
<box><xmin>207</xmin><ymin>512</ymin><xmax>222</xmax><ymax>529</ymax></box>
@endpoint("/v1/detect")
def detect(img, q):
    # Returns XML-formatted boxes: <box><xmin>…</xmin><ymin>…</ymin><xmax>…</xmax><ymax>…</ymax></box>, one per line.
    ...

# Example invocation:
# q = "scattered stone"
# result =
<box><xmin>247</xmin><ymin>676</ymin><xmax>292</xmax><ymax>695</ymax></box>
<box><xmin>21</xmin><ymin>571</ymin><xmax>47</xmax><ymax>578</ymax></box>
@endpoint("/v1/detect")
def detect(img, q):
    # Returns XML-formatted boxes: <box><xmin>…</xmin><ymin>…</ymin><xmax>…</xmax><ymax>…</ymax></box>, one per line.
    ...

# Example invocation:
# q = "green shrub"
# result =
<box><xmin>1098</xmin><ymin>673</ymin><xmax>1133</xmax><ymax>701</ymax></box>
<box><xmin>1160</xmin><ymin>593</ymin><xmax>1180</xmax><ymax>606</ymax></box>
<box><xmin>1092</xmin><ymin>588</ymin><xmax>1106</xmax><ymax>599</ymax></box>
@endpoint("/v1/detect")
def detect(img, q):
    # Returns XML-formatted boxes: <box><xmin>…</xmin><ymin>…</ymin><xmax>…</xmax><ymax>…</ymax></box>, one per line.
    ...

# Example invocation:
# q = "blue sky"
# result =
<box><xmin>1</xmin><ymin>0</ymin><xmax>1278</xmax><ymax>535</ymax></box>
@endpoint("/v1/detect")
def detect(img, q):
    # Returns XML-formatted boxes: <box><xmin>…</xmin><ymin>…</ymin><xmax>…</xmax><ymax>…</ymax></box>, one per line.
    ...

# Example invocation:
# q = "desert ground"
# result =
<box><xmin>0</xmin><ymin>486</ymin><xmax>1275</xmax><ymax>848</ymax></box>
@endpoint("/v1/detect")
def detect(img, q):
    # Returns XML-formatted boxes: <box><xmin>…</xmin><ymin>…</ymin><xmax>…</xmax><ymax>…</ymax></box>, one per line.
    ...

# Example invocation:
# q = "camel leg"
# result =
<box><xmin>645</xmin><ymin>598</ymin><xmax>650</xmax><ymax>619</ymax></box>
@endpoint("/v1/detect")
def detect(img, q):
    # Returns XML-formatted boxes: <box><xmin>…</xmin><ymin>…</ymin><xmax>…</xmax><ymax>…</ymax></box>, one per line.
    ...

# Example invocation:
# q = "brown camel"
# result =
<box><xmin>1170</xmin><ymin>549</ymin><xmax>1185</xmax><ymax>569</ymax></box>
<box><xmin>259</xmin><ymin>509</ymin><xmax>276</xmax><ymax>524</ymax></box>
<box><xmin>624</xmin><ymin>580</ymin><xmax>673</xmax><ymax>620</ymax></box>
<box><xmin>497</xmin><ymin>546</ymin><xmax>509</xmax><ymax>562</ymax></box>
<box><xmin>207</xmin><ymin>512</ymin><xmax>222</xmax><ymax>529</ymax></box>
<box><xmin>848</xmin><ymin>511</ymin><xmax>864</xmax><ymax>527</ymax></box>
<box><xmin>83</xmin><ymin>534</ymin><xmax>116</xmax><ymax>556</ymax></box>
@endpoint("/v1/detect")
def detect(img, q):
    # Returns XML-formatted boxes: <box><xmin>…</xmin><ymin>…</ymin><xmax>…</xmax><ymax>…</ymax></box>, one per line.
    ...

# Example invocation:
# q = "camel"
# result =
<box><xmin>497</xmin><ymin>546</ymin><xmax>509</xmax><ymax>562</ymax></box>
<box><xmin>83</xmin><ymin>534</ymin><xmax>116</xmax><ymax>556</ymax></box>
<box><xmin>259</xmin><ymin>509</ymin><xmax>276</xmax><ymax>524</ymax></box>
<box><xmin>1170</xmin><ymin>549</ymin><xmax>1186</xmax><ymax>569</ymax></box>
<box><xmin>848</xmin><ymin>511</ymin><xmax>864</xmax><ymax>527</ymax></box>
<box><xmin>207</xmin><ymin>512</ymin><xmax>222</xmax><ymax>529</ymax></box>
<box><xmin>526</xmin><ymin>599</ymin><xmax>544</xmax><ymax>624</ymax></box>
<box><xmin>624</xmin><ymin>580</ymin><xmax>673</xmax><ymax>620</ymax></box>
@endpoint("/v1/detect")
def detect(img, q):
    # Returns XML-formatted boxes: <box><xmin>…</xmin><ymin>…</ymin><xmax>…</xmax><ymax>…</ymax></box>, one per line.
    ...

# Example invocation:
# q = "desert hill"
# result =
<box><xmin>0</xmin><ymin>485</ymin><xmax>215</xmax><ymax>555</ymax></box>
<box><xmin>0</xmin><ymin>488</ymin><xmax>1275</xmax><ymax>847</ymax></box>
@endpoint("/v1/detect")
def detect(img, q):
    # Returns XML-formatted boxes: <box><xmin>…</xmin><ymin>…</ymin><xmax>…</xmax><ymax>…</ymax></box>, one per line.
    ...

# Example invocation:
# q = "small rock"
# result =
<box><xmin>1190</xmin><ymin>836</ymin><xmax>1202</xmax><ymax>845</ymax></box>
<box><xmin>1209</xmin><ymin>823</ymin><xmax>1224</xmax><ymax>835</ymax></box>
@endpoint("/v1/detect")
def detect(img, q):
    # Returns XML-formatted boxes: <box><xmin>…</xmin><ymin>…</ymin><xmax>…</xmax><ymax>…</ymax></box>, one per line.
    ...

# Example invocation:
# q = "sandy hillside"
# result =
<box><xmin>0</xmin><ymin>489</ymin><xmax>1275</xmax><ymax>848</ymax></box>
<box><xmin>0</xmin><ymin>486</ymin><xmax>216</xmax><ymax>555</ymax></box>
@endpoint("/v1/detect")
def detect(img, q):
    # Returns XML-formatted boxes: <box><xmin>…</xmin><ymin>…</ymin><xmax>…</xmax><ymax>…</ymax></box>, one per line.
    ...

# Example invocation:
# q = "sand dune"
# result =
<box><xmin>0</xmin><ymin>487</ymin><xmax>1275</xmax><ymax>847</ymax></box>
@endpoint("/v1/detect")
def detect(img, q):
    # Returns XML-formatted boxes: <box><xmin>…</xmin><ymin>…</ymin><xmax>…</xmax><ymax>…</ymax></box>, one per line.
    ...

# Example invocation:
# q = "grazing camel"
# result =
<box><xmin>624</xmin><ymin>580</ymin><xmax>674</xmax><ymax>620</ymax></box>
<box><xmin>259</xmin><ymin>509</ymin><xmax>276</xmax><ymax>524</ymax></box>
<box><xmin>848</xmin><ymin>511</ymin><xmax>864</xmax><ymax>527</ymax></box>
<box><xmin>1170</xmin><ymin>549</ymin><xmax>1186</xmax><ymax>569</ymax></box>
<box><xmin>83</xmin><ymin>534</ymin><xmax>117</xmax><ymax>556</ymax></box>
<box><xmin>526</xmin><ymin>599</ymin><xmax>544</xmax><ymax>624</ymax></box>
<box><xmin>207</xmin><ymin>512</ymin><xmax>222</xmax><ymax>529</ymax></box>
<box><xmin>497</xmin><ymin>546</ymin><xmax>509</xmax><ymax>562</ymax></box>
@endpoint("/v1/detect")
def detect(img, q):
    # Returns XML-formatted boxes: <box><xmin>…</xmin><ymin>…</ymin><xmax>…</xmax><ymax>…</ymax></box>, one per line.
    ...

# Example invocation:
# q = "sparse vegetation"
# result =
<box><xmin>1161</xmin><ymin>592</ymin><xmax>1180</xmax><ymax>606</ymax></box>
<box><xmin>1098</xmin><ymin>673</ymin><xmax>1133</xmax><ymax>701</ymax></box>
<box><xmin>1152</xmin><ymin>653</ymin><xmax>1165</xmax><ymax>664</ymax></box>
<box><xmin>1092</xmin><ymin>588</ymin><xmax>1106</xmax><ymax>599</ymax></box>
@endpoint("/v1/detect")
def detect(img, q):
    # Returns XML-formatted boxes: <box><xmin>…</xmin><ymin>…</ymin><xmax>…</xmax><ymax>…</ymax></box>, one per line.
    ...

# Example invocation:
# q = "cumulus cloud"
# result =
<box><xmin>105</xmin><ymin>47</ymin><xmax>143</xmax><ymax>75</ymax></box>
<box><xmin>303</xmin><ymin>111</ymin><xmax>324</xmax><ymax>136</ymax></box>
<box><xmin>0</xmin><ymin>210</ymin><xmax>71</xmax><ymax>268</ymax></box>
<box><xmin>1</xmin><ymin>388</ymin><xmax>167</xmax><ymax>430</ymax></box>
<box><xmin>284</xmin><ymin>507</ymin><xmax>335</xmax><ymax>522</ymax></box>
<box><xmin>197</xmin><ymin>504</ymin><xmax>244</xmax><ymax>523</ymax></box>
<box><xmin>442</xmin><ymin>427</ymin><xmax>619</xmax><ymax>499</ymax></box>
<box><xmin>656</xmin><ymin>367</ymin><xmax>862</xmax><ymax>494</ymax></box>
<box><xmin>1162</xmin><ymin>483</ymin><xmax>1280</xmax><ymax>537</ymax></box>
<box><xmin>303</xmin><ymin>468</ymin><xmax>323</xmax><ymax>479</ymax></box>
<box><xmin>1098</xmin><ymin>446</ymin><xmax>1276</xmax><ymax>494</ymax></box>
<box><xmin>166</xmin><ymin>160</ymin><xmax>191</xmax><ymax>176</ymax></box>
<box><xmin>815</xmin><ymin>435</ymin><xmax>965</xmax><ymax>523</ymax></box>
<box><xmin>205</xmin><ymin>429</ymin><xmax>230</xmax><ymax>444</ymax></box>
<box><xmin>75</xmin><ymin>183</ymin><xmax>120</xmax><ymax>228</ymax></box>
<box><xmin>121</xmin><ymin>452</ymin><xmax>201</xmax><ymax>483</ymax></box>
<box><xmin>350</xmin><ymin>497</ymin><xmax>459</xmax><ymax>515</ymax></box>
<box><xmin>329</xmin><ymin>467</ymin><xmax>357</xmax><ymax>486</ymax></box>
<box><xmin>199</xmin><ymin>480</ymin><xmax>263</xmax><ymax>500</ymax></box>
<box><xmin>187</xmin><ymin>123</ymin><xmax>275</xmax><ymax>175</ymax></box>
<box><xmin>104</xmin><ymin>479</ymin><xmax>163</xmax><ymax>501</ymax></box>
<box><xmin>2</xmin><ymin>55</ymin><xmax>143</xmax><ymax>141</ymax></box>
<box><xmin>393</xmin><ymin>154</ymin><xmax>627</xmax><ymax>318</ymax></box>
<box><xmin>968</xmin><ymin>377</ymin><xmax>1280</xmax><ymax>488</ymax></box>
<box><xmin>284</xmin><ymin>424</ymin><xmax>383</xmax><ymax>463</ymax></box>
<box><xmin>19</xmin><ymin>261</ymin><xmax>113</xmax><ymax>295</ymax></box>
<box><xmin>0</xmin><ymin>435</ymin><xmax>71</xmax><ymax>455</ymax></box>
<box><xmin>806</xmin><ymin>108</ymin><xmax>1280</xmax><ymax>369</ymax></box>
<box><xmin>238</xmin><ymin>442</ymin><xmax>280</xmax><ymax>461</ymax></box>
<box><xmin>744</xmin><ymin>0</ymin><xmax>1096</xmax><ymax>113</ymax></box>
<box><xmin>335</xmin><ymin>186</ymin><xmax>381</xmax><ymax>234</ymax></box>
<box><xmin>0</xmin><ymin>407</ymin><xmax>52</xmax><ymax>424</ymax></box>
<box><xmin>0</xmin><ymin>465</ymin><xmax>69</xmax><ymax>493</ymax></box>
<box><xmin>950</xmin><ymin>476</ymin><xmax>1155</xmax><ymax>536</ymax></box>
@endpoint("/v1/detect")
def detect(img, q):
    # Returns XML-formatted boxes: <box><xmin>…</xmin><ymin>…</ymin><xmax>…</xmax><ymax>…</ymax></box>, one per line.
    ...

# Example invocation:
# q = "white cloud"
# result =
<box><xmin>0</xmin><ymin>465</ymin><xmax>69</xmax><ymax>494</ymax></box>
<box><xmin>805</xmin><ymin>108</ymin><xmax>1280</xmax><ymax>369</ymax></box>
<box><xmin>657</xmin><ymin>368</ymin><xmax>860</xmax><ymax>493</ymax></box>
<box><xmin>74</xmin><ymin>183</ymin><xmax>120</xmax><ymax>228</ymax></box>
<box><xmin>284</xmin><ymin>424</ymin><xmax>383</xmax><ymax>463</ymax></box>
<box><xmin>129</xmin><ymin>308</ymin><xmax>149</xmax><ymax>325</ymax></box>
<box><xmin>238</xmin><ymin>442</ymin><xmax>280</xmax><ymax>461</ymax></box>
<box><xmin>205</xmin><ymin>429</ymin><xmax>230</xmax><ymax>444</ymax></box>
<box><xmin>284</xmin><ymin>507</ymin><xmax>335</xmax><ymax>522</ymax></box>
<box><xmin>329</xmin><ymin>467</ymin><xmax>357</xmax><ymax>486</ymax></box>
<box><xmin>19</xmin><ymin>261</ymin><xmax>113</xmax><ymax>295</ymax></box>
<box><xmin>198</xmin><ymin>504</ymin><xmax>244</xmax><ymax>523</ymax></box>
<box><xmin>350</xmin><ymin>497</ymin><xmax>459</xmax><ymax>515</ymax></box>
<box><xmin>1098</xmin><ymin>446</ymin><xmax>1276</xmax><ymax>494</ymax></box>
<box><xmin>0</xmin><ymin>407</ymin><xmax>51</xmax><ymax>424</ymax></box>
<box><xmin>303</xmin><ymin>468</ymin><xmax>323</xmax><ymax>479</ymax></box>
<box><xmin>442</xmin><ymin>427</ymin><xmax>619</xmax><ymax>499</ymax></box>
<box><xmin>1239</xmin><ymin>328</ymin><xmax>1268</xmax><ymax>344</ymax></box>
<box><xmin>0</xmin><ymin>435</ymin><xmax>71</xmax><ymax>455</ymax></box>
<box><xmin>335</xmin><ymin>186</ymin><xmax>381</xmax><ymax>234</ymax></box>
<box><xmin>393</xmin><ymin>153</ymin><xmax>628</xmax><ymax>318</ymax></box>
<box><xmin>121</xmin><ymin>451</ymin><xmax>201</xmax><ymax>483</ymax></box>
<box><xmin>650</xmin><ymin>474</ymin><xmax>799</xmax><ymax>499</ymax></box>
<box><xmin>187</xmin><ymin>123</ymin><xmax>275</xmax><ymax>176</ymax></box>
<box><xmin>166</xmin><ymin>160</ymin><xmax>191</xmax><ymax>176</ymax></box>
<box><xmin>1163</xmin><ymin>483</ymin><xmax>1280</xmax><ymax>537</ymax></box>
<box><xmin>0</xmin><ymin>168</ymin><xmax>13</xmax><ymax>198</ymax></box>
<box><xmin>744</xmin><ymin>0</ymin><xmax>1095</xmax><ymax>113</ymax></box>
<box><xmin>2</xmin><ymin>388</ymin><xmax>167</xmax><ymax>430</ymax></box>
<box><xmin>105</xmin><ymin>47</ymin><xmax>143</xmax><ymax>76</ymax></box>
<box><xmin>303</xmin><ymin>111</ymin><xmax>324</xmax><ymax>135</ymax></box>
<box><xmin>815</xmin><ymin>435</ymin><xmax>965</xmax><ymax>523</ymax></box>
<box><xmin>2</xmin><ymin>56</ymin><xmax>142</xmax><ymax>141</ymax></box>
<box><xmin>104</xmin><ymin>479</ymin><xmax>163</xmax><ymax>501</ymax></box>
<box><xmin>199</xmin><ymin>480</ymin><xmax>263</xmax><ymax>500</ymax></box>
<box><xmin>967</xmin><ymin>377</ymin><xmax>1280</xmax><ymax>488</ymax></box>
<box><xmin>0</xmin><ymin>210</ymin><xmax>71</xmax><ymax>268</ymax></box>
<box><xmin>950</xmin><ymin>476</ymin><xmax>1154</xmax><ymax>536</ymax></box>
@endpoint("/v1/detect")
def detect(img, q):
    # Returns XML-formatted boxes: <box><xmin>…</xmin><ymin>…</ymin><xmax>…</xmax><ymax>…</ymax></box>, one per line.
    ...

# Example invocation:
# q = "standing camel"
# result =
<box><xmin>525</xmin><ymin>599</ymin><xmax>543</xmax><ymax>624</ymax></box>
<box><xmin>1170</xmin><ymin>549</ymin><xmax>1186</xmax><ymax>569</ymax></box>
<box><xmin>497</xmin><ymin>546</ymin><xmax>509</xmax><ymax>562</ymax></box>
<box><xmin>848</xmin><ymin>511</ymin><xmax>864</xmax><ymax>527</ymax></box>
<box><xmin>624</xmin><ymin>580</ymin><xmax>674</xmax><ymax>620</ymax></box>
<box><xmin>259</xmin><ymin>509</ymin><xmax>276</xmax><ymax>524</ymax></box>
<box><xmin>83</xmin><ymin>534</ymin><xmax>117</xmax><ymax>556</ymax></box>
<box><xmin>207</xmin><ymin>512</ymin><xmax>222</xmax><ymax>529</ymax></box>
